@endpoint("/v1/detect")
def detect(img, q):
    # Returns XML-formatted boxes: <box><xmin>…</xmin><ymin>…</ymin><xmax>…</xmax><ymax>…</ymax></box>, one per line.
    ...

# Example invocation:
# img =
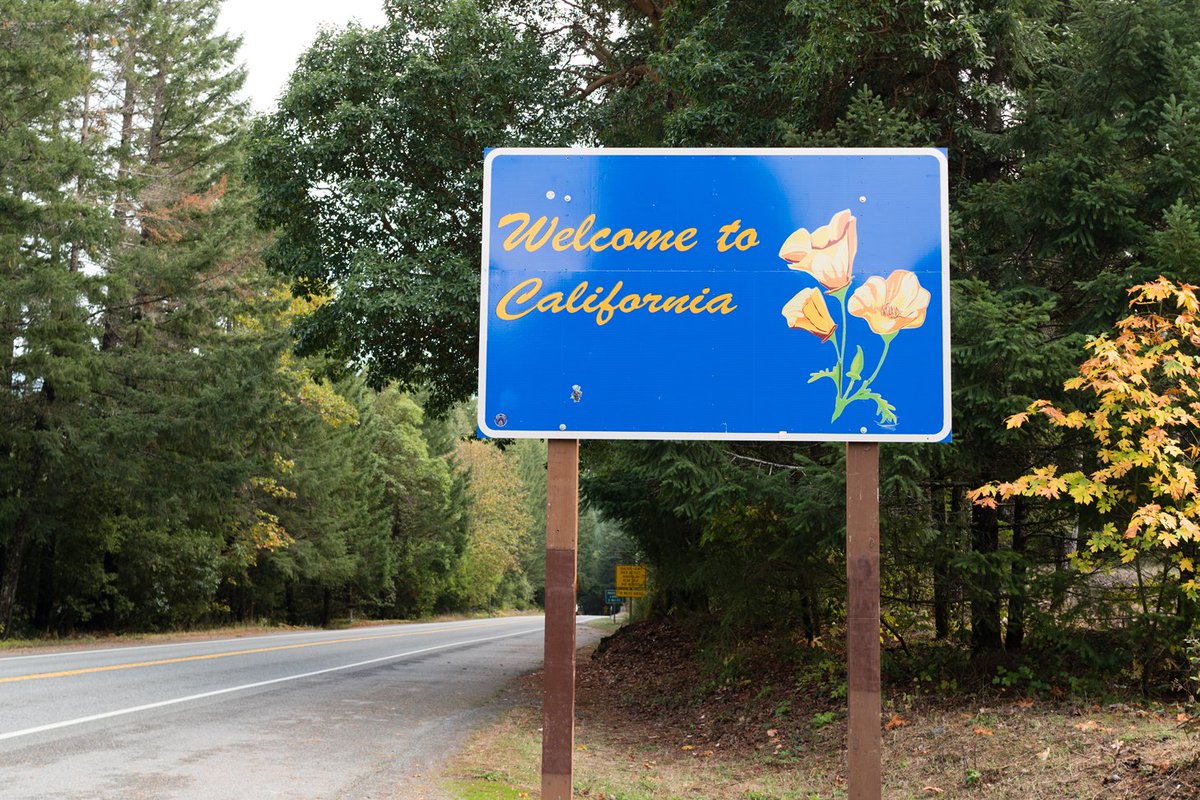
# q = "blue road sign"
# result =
<box><xmin>478</xmin><ymin>149</ymin><xmax>950</xmax><ymax>442</ymax></box>
<box><xmin>604</xmin><ymin>588</ymin><xmax>618</xmax><ymax>605</ymax></box>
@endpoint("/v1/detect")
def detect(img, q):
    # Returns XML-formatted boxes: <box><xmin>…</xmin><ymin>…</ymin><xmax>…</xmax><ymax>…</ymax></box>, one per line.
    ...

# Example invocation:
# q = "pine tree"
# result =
<box><xmin>0</xmin><ymin>0</ymin><xmax>109</xmax><ymax>634</ymax></box>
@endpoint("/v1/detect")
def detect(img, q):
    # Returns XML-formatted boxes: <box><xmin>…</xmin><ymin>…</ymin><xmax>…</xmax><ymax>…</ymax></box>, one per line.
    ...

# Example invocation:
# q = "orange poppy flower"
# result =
<box><xmin>847</xmin><ymin>269</ymin><xmax>931</xmax><ymax>336</ymax></box>
<box><xmin>778</xmin><ymin>209</ymin><xmax>857</xmax><ymax>293</ymax></box>
<box><xmin>782</xmin><ymin>287</ymin><xmax>837</xmax><ymax>341</ymax></box>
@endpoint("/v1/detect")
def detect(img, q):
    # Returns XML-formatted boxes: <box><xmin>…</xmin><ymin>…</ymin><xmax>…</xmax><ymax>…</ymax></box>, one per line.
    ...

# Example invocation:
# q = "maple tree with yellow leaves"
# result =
<box><xmin>970</xmin><ymin>278</ymin><xmax>1200</xmax><ymax>597</ymax></box>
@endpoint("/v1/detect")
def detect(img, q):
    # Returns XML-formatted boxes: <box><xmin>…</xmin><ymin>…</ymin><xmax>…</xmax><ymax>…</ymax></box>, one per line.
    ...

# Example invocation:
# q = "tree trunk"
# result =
<box><xmin>932</xmin><ymin>483</ymin><xmax>952</xmax><ymax>639</ymax></box>
<box><xmin>803</xmin><ymin>588</ymin><xmax>822</xmax><ymax>643</ymax></box>
<box><xmin>69</xmin><ymin>34</ymin><xmax>94</xmax><ymax>273</ymax></box>
<box><xmin>33</xmin><ymin>538</ymin><xmax>56</xmax><ymax>632</ymax></box>
<box><xmin>285</xmin><ymin>582</ymin><xmax>298</xmax><ymax>626</ymax></box>
<box><xmin>1006</xmin><ymin>497</ymin><xmax>1028</xmax><ymax>650</ymax></box>
<box><xmin>970</xmin><ymin>501</ymin><xmax>1003</xmax><ymax>652</ymax></box>
<box><xmin>116</xmin><ymin>33</ymin><xmax>137</xmax><ymax>222</ymax></box>
<box><xmin>0</xmin><ymin>518</ymin><xmax>31</xmax><ymax>637</ymax></box>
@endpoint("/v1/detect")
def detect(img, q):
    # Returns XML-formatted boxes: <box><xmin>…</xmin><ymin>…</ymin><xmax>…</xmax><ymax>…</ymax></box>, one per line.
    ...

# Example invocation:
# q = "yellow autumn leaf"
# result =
<box><xmin>1005</xmin><ymin>412</ymin><xmax>1029</xmax><ymax>429</ymax></box>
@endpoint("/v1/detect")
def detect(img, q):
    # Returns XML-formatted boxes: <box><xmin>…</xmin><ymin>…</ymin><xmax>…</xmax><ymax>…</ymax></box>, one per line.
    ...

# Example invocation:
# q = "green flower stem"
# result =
<box><xmin>834</xmin><ymin>332</ymin><xmax>896</xmax><ymax>422</ymax></box>
<box><xmin>832</xmin><ymin>395</ymin><xmax>848</xmax><ymax>421</ymax></box>
<box><xmin>828</xmin><ymin>286</ymin><xmax>850</xmax><ymax>421</ymax></box>
<box><xmin>860</xmin><ymin>332</ymin><xmax>895</xmax><ymax>391</ymax></box>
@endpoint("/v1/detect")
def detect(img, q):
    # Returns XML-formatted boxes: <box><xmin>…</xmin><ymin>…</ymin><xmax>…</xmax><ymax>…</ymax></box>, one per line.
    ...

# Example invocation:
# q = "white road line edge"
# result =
<box><xmin>0</xmin><ymin>615</ymin><xmax>544</xmax><ymax>663</ymax></box>
<box><xmin>0</xmin><ymin>627</ymin><xmax>544</xmax><ymax>742</ymax></box>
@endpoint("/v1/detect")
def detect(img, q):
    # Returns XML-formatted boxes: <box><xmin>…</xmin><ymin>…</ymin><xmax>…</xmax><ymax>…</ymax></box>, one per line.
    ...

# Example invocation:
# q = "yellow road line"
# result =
<box><xmin>0</xmin><ymin>622</ymin><xmax>503</xmax><ymax>684</ymax></box>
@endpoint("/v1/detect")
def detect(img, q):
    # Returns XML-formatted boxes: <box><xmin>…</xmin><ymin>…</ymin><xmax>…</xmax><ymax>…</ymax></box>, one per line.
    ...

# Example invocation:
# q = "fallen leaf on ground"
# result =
<box><xmin>973</xmin><ymin>726</ymin><xmax>995</xmax><ymax>736</ymax></box>
<box><xmin>1017</xmin><ymin>698</ymin><xmax>1034</xmax><ymax>709</ymax></box>
<box><xmin>921</xmin><ymin>787</ymin><xmax>944</xmax><ymax>795</ymax></box>
<box><xmin>885</xmin><ymin>714</ymin><xmax>907</xmax><ymax>730</ymax></box>
<box><xmin>680</xmin><ymin>744</ymin><xmax>695</xmax><ymax>751</ymax></box>
<box><xmin>1075</xmin><ymin>720</ymin><xmax>1110</xmax><ymax>732</ymax></box>
<box><xmin>1037</xmin><ymin>746</ymin><xmax>1051</xmax><ymax>761</ymax></box>
<box><xmin>766</xmin><ymin>728</ymin><xmax>778</xmax><ymax>738</ymax></box>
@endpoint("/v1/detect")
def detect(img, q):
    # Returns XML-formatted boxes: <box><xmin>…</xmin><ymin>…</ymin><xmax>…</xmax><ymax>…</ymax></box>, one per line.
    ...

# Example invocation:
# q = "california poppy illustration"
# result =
<box><xmin>848</xmin><ymin>270</ymin><xmax>930</xmax><ymax>336</ymax></box>
<box><xmin>780</xmin><ymin>211</ymin><xmax>929</xmax><ymax>424</ymax></box>
<box><xmin>782</xmin><ymin>287</ymin><xmax>837</xmax><ymax>341</ymax></box>
<box><xmin>778</xmin><ymin>208</ymin><xmax>857</xmax><ymax>293</ymax></box>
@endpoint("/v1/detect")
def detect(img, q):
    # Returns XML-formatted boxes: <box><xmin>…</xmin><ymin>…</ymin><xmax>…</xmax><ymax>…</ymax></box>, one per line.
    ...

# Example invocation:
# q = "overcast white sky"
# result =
<box><xmin>218</xmin><ymin>0</ymin><xmax>388</xmax><ymax>114</ymax></box>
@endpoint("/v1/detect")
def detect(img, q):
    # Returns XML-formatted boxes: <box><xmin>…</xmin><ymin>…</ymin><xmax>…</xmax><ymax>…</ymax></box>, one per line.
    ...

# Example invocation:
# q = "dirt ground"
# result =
<box><xmin>446</xmin><ymin>620</ymin><xmax>1200</xmax><ymax>800</ymax></box>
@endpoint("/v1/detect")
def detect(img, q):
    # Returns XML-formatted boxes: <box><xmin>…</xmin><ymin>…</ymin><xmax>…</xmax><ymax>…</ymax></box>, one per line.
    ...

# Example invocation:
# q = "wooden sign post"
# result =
<box><xmin>542</xmin><ymin>439</ymin><xmax>579</xmax><ymax>800</ymax></box>
<box><xmin>846</xmin><ymin>443</ymin><xmax>881</xmax><ymax>799</ymax></box>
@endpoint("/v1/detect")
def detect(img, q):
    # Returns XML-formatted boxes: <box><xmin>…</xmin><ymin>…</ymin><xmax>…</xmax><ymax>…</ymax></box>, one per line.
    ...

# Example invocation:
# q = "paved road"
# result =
<box><xmin>0</xmin><ymin>616</ymin><xmax>602</xmax><ymax>799</ymax></box>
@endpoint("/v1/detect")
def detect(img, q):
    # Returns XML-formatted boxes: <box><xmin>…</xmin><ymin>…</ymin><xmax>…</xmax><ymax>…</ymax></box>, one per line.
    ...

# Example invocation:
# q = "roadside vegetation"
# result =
<box><xmin>447</xmin><ymin>620</ymin><xmax>1200</xmax><ymax>799</ymax></box>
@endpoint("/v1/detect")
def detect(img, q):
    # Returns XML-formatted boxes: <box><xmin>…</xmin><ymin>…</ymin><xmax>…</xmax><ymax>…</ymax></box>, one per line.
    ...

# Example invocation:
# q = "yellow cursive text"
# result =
<box><xmin>498</xmin><ymin>212</ymin><xmax>698</xmax><ymax>254</ymax></box>
<box><xmin>495</xmin><ymin>278</ymin><xmax>737</xmax><ymax>326</ymax></box>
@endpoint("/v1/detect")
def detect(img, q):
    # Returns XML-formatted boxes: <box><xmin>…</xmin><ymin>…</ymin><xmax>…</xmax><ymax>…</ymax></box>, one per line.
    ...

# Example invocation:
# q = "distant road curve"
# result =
<box><xmin>0</xmin><ymin>615</ymin><xmax>603</xmax><ymax>800</ymax></box>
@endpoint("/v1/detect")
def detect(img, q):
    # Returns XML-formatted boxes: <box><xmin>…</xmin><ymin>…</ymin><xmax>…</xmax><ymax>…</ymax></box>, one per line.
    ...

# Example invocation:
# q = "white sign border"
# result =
<box><xmin>477</xmin><ymin>147</ymin><xmax>951</xmax><ymax>443</ymax></box>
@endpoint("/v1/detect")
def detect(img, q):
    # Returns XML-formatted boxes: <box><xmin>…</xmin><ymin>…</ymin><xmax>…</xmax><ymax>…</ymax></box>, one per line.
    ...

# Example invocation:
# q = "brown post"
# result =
<box><xmin>542</xmin><ymin>439</ymin><xmax>579</xmax><ymax>800</ymax></box>
<box><xmin>846</xmin><ymin>442</ymin><xmax>881</xmax><ymax>800</ymax></box>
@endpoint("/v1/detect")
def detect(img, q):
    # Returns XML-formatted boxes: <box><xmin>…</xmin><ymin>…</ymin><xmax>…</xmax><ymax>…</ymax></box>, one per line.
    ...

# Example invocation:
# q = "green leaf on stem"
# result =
<box><xmin>861</xmin><ymin>390</ymin><xmax>898</xmax><ymax>424</ymax></box>
<box><xmin>847</xmin><ymin>345</ymin><xmax>864</xmax><ymax>381</ymax></box>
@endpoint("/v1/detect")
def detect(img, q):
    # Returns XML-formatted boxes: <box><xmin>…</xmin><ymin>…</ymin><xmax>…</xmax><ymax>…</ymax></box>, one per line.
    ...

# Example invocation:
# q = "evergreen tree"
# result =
<box><xmin>372</xmin><ymin>387</ymin><xmax>465</xmax><ymax>618</ymax></box>
<box><xmin>0</xmin><ymin>0</ymin><xmax>109</xmax><ymax>633</ymax></box>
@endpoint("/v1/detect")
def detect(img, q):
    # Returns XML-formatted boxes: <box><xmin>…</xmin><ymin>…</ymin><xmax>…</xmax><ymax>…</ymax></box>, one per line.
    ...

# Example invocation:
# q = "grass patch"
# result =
<box><xmin>445</xmin><ymin>778</ymin><xmax>530</xmax><ymax>800</ymax></box>
<box><xmin>587</xmin><ymin>617</ymin><xmax>624</xmax><ymax>634</ymax></box>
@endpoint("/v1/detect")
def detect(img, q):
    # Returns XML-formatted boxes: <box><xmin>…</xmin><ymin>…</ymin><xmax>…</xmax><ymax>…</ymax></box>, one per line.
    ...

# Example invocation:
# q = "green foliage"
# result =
<box><xmin>809</xmin><ymin>711</ymin><xmax>836</xmax><ymax>729</ymax></box>
<box><xmin>451</xmin><ymin>439</ymin><xmax>533</xmax><ymax>609</ymax></box>
<box><xmin>570</xmin><ymin>0</ymin><xmax>1200</xmax><ymax>686</ymax></box>
<box><xmin>2</xmin><ymin>0</ymin><xmax>618</xmax><ymax>637</ymax></box>
<box><xmin>248</xmin><ymin>0</ymin><xmax>578</xmax><ymax>413</ymax></box>
<box><xmin>359</xmin><ymin>387</ymin><xmax>464</xmax><ymax>618</ymax></box>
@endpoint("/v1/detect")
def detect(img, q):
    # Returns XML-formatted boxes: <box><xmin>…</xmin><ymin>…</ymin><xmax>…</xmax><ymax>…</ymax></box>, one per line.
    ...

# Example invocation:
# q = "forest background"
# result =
<box><xmin>6</xmin><ymin>0</ymin><xmax>1200</xmax><ymax>699</ymax></box>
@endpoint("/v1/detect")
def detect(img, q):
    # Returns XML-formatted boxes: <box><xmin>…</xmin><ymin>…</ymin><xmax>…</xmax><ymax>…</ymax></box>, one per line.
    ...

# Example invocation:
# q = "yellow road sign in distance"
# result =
<box><xmin>619</xmin><ymin>588</ymin><xmax>646</xmax><ymax>598</ymax></box>
<box><xmin>615</xmin><ymin>564</ymin><xmax>647</xmax><ymax>592</ymax></box>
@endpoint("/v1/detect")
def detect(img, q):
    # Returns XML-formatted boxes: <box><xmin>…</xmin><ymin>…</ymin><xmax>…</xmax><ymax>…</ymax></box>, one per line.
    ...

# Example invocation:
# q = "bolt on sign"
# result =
<box><xmin>478</xmin><ymin>148</ymin><xmax>950</xmax><ymax>442</ymax></box>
